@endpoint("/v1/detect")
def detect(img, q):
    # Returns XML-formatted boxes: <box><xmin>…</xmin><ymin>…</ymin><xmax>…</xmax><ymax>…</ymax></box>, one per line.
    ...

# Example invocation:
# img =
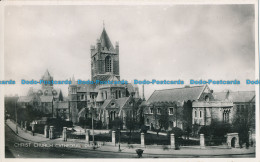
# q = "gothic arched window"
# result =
<box><xmin>118</xmin><ymin>90</ymin><xmax>121</xmax><ymax>98</ymax></box>
<box><xmin>105</xmin><ymin>56</ymin><xmax>112</xmax><ymax>72</ymax></box>
<box><xmin>115</xmin><ymin>90</ymin><xmax>118</xmax><ymax>99</ymax></box>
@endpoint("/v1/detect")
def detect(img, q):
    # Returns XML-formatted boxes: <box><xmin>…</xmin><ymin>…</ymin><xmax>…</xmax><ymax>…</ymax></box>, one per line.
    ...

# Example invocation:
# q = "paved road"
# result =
<box><xmin>5</xmin><ymin>125</ymin><xmax>255</xmax><ymax>158</ymax></box>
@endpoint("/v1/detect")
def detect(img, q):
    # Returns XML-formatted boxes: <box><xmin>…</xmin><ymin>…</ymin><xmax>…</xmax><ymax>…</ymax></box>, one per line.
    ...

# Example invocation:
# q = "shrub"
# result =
<box><xmin>198</xmin><ymin>126</ymin><xmax>211</xmax><ymax>137</ymax></box>
<box><xmin>167</xmin><ymin>127</ymin><xmax>183</xmax><ymax>138</ymax></box>
<box><xmin>140</xmin><ymin>125</ymin><xmax>149</xmax><ymax>133</ymax></box>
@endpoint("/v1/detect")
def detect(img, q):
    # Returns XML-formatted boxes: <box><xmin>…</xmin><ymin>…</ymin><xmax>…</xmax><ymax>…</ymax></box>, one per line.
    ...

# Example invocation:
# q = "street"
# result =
<box><xmin>5</xmin><ymin>125</ymin><xmax>255</xmax><ymax>158</ymax></box>
<box><xmin>5</xmin><ymin>125</ymin><xmax>135</xmax><ymax>158</ymax></box>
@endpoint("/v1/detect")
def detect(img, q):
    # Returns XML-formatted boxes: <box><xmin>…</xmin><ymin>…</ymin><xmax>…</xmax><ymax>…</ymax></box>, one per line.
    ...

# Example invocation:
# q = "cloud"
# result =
<box><xmin>4</xmin><ymin>5</ymin><xmax>255</xmax><ymax>98</ymax></box>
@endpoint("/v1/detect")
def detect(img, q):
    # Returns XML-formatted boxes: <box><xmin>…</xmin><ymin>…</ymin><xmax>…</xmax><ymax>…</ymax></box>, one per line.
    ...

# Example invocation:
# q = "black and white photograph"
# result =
<box><xmin>1</xmin><ymin>0</ymin><xmax>259</xmax><ymax>159</ymax></box>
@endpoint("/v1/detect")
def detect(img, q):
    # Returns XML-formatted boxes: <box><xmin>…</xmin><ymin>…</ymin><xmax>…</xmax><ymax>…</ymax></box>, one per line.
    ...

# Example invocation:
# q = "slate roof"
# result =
<box><xmin>42</xmin><ymin>69</ymin><xmax>53</xmax><ymax>80</ymax></box>
<box><xmin>213</xmin><ymin>92</ymin><xmax>227</xmax><ymax>101</ymax></box>
<box><xmin>100</xmin><ymin>97</ymin><xmax>130</xmax><ymax>109</ymax></box>
<box><xmin>214</xmin><ymin>91</ymin><xmax>255</xmax><ymax>103</ymax></box>
<box><xmin>77</xmin><ymin>84</ymin><xmax>97</xmax><ymax>93</ymax></box>
<box><xmin>40</xmin><ymin>96</ymin><xmax>53</xmax><ymax>102</ymax></box>
<box><xmin>27</xmin><ymin>87</ymin><xmax>62</xmax><ymax>98</ymax></box>
<box><xmin>146</xmin><ymin>85</ymin><xmax>205</xmax><ymax>104</ymax></box>
<box><xmin>96</xmin><ymin>90</ymin><xmax>104</xmax><ymax>102</ymax></box>
<box><xmin>100</xmin><ymin>28</ymin><xmax>114</xmax><ymax>51</ymax></box>
<box><xmin>115</xmin><ymin>97</ymin><xmax>130</xmax><ymax>109</ymax></box>
<box><xmin>140</xmin><ymin>100</ymin><xmax>147</xmax><ymax>107</ymax></box>
<box><xmin>100</xmin><ymin>99</ymin><xmax>112</xmax><ymax>109</ymax></box>
<box><xmin>94</xmin><ymin>75</ymin><xmax>114</xmax><ymax>82</ymax></box>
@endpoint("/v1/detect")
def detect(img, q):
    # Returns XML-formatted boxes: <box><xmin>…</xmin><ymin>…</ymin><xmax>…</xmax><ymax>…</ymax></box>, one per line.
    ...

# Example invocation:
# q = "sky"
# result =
<box><xmin>4</xmin><ymin>4</ymin><xmax>256</xmax><ymax>98</ymax></box>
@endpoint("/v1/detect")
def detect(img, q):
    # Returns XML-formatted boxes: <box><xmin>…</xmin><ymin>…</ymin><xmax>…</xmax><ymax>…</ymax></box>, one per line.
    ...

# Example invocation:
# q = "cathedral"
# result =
<box><xmin>68</xmin><ymin>27</ymin><xmax>141</xmax><ymax>128</ymax></box>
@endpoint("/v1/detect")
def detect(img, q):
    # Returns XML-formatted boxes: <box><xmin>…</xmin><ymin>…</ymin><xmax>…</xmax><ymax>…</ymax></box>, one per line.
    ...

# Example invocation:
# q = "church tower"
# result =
<box><xmin>41</xmin><ymin>69</ymin><xmax>54</xmax><ymax>95</ymax></box>
<box><xmin>91</xmin><ymin>27</ymin><xmax>120</xmax><ymax>81</ymax></box>
<box><xmin>68</xmin><ymin>75</ymin><xmax>78</xmax><ymax>123</ymax></box>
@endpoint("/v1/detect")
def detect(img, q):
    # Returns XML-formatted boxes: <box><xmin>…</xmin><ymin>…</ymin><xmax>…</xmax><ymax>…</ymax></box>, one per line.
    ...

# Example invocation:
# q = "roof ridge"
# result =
<box><xmin>214</xmin><ymin>91</ymin><xmax>255</xmax><ymax>93</ymax></box>
<box><xmin>155</xmin><ymin>85</ymin><xmax>204</xmax><ymax>91</ymax></box>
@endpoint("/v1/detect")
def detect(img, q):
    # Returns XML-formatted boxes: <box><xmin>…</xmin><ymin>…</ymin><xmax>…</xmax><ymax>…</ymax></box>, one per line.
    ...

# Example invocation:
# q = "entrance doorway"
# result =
<box><xmin>231</xmin><ymin>137</ymin><xmax>236</xmax><ymax>148</ymax></box>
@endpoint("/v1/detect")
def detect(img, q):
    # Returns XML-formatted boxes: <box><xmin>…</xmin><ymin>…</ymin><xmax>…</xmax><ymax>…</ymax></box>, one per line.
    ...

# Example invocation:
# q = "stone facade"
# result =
<box><xmin>68</xmin><ymin>27</ymin><xmax>141</xmax><ymax>127</ymax></box>
<box><xmin>143</xmin><ymin>85</ymin><xmax>255</xmax><ymax>134</ymax></box>
<box><xmin>16</xmin><ymin>70</ymin><xmax>67</xmax><ymax>122</ymax></box>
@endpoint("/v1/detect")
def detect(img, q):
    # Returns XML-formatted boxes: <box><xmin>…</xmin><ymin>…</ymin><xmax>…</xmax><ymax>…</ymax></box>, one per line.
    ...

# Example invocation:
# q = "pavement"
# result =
<box><xmin>5</xmin><ymin>119</ymin><xmax>256</xmax><ymax>157</ymax></box>
<box><xmin>6</xmin><ymin>120</ymin><xmax>50</xmax><ymax>142</ymax></box>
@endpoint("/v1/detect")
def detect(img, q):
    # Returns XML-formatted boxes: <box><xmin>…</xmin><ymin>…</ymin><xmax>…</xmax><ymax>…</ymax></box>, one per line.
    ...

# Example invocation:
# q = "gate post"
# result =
<box><xmin>170</xmin><ymin>134</ymin><xmax>175</xmax><ymax>149</ymax></box>
<box><xmin>141</xmin><ymin>133</ymin><xmax>145</xmax><ymax>147</ymax></box>
<box><xmin>44</xmin><ymin>125</ymin><xmax>49</xmax><ymax>138</ymax></box>
<box><xmin>49</xmin><ymin>126</ymin><xmax>54</xmax><ymax>139</ymax></box>
<box><xmin>200</xmin><ymin>134</ymin><xmax>205</xmax><ymax>149</ymax></box>
<box><xmin>85</xmin><ymin>129</ymin><xmax>90</xmax><ymax>144</ymax></box>
<box><xmin>248</xmin><ymin>131</ymin><xmax>252</xmax><ymax>146</ymax></box>
<box><xmin>31</xmin><ymin>123</ymin><xmax>35</xmax><ymax>136</ymax></box>
<box><xmin>63</xmin><ymin>127</ymin><xmax>67</xmax><ymax>142</ymax></box>
<box><xmin>20</xmin><ymin>121</ymin><xmax>23</xmax><ymax>130</ymax></box>
<box><xmin>112</xmin><ymin>131</ymin><xmax>116</xmax><ymax>146</ymax></box>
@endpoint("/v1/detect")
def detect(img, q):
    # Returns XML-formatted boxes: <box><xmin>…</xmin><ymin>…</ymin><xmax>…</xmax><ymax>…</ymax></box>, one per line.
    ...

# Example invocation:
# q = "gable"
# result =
<box><xmin>198</xmin><ymin>85</ymin><xmax>214</xmax><ymax>101</ymax></box>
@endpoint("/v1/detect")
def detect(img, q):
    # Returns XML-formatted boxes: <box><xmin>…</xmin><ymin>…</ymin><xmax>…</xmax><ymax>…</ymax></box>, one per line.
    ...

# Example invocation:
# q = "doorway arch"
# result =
<box><xmin>227</xmin><ymin>133</ymin><xmax>239</xmax><ymax>148</ymax></box>
<box><xmin>231</xmin><ymin>137</ymin><xmax>236</xmax><ymax>148</ymax></box>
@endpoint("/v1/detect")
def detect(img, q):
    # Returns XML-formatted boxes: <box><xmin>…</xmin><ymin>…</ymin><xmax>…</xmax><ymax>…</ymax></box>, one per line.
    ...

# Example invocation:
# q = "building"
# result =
<box><xmin>68</xmin><ymin>27</ymin><xmax>141</xmax><ymax>127</ymax></box>
<box><xmin>17</xmin><ymin>70</ymin><xmax>66</xmax><ymax>118</ymax></box>
<box><xmin>143</xmin><ymin>84</ymin><xmax>256</xmax><ymax>134</ymax></box>
<box><xmin>213</xmin><ymin>91</ymin><xmax>255</xmax><ymax>131</ymax></box>
<box><xmin>143</xmin><ymin>85</ymin><xmax>235</xmax><ymax>132</ymax></box>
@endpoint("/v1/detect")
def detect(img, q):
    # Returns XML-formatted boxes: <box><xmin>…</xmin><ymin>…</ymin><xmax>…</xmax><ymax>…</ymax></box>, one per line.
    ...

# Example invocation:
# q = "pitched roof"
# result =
<box><xmin>213</xmin><ymin>92</ymin><xmax>227</xmax><ymax>101</ymax></box>
<box><xmin>42</xmin><ymin>69</ymin><xmax>52</xmax><ymax>80</ymax></box>
<box><xmin>100</xmin><ymin>28</ymin><xmax>114</xmax><ymax>51</ymax></box>
<box><xmin>96</xmin><ymin>90</ymin><xmax>104</xmax><ymax>102</ymax></box>
<box><xmin>71</xmin><ymin>75</ymin><xmax>76</xmax><ymax>85</ymax></box>
<box><xmin>115</xmin><ymin>97</ymin><xmax>130</xmax><ymax>109</ymax></box>
<box><xmin>214</xmin><ymin>91</ymin><xmax>255</xmax><ymax>102</ymax></box>
<box><xmin>77</xmin><ymin>84</ymin><xmax>97</xmax><ymax>93</ymax></box>
<box><xmin>101</xmin><ymin>97</ymin><xmax>131</xmax><ymax>109</ymax></box>
<box><xmin>140</xmin><ymin>100</ymin><xmax>147</xmax><ymax>107</ymax></box>
<box><xmin>101</xmin><ymin>99</ymin><xmax>112</xmax><ymax>109</ymax></box>
<box><xmin>40</xmin><ymin>96</ymin><xmax>53</xmax><ymax>102</ymax></box>
<box><xmin>147</xmin><ymin>85</ymin><xmax>205</xmax><ymax>104</ymax></box>
<box><xmin>94</xmin><ymin>75</ymin><xmax>112</xmax><ymax>82</ymax></box>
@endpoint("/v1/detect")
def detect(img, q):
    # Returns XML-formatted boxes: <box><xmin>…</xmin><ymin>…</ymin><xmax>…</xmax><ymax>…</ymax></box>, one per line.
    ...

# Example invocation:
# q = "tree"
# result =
<box><xmin>111</xmin><ymin>117</ymin><xmax>123</xmax><ymax>130</ymax></box>
<box><xmin>198</xmin><ymin>120</ymin><xmax>232</xmax><ymax>143</ymax></box>
<box><xmin>137</xmin><ymin>105</ymin><xmax>145</xmax><ymax>126</ymax></box>
<box><xmin>167</xmin><ymin>127</ymin><xmax>183</xmax><ymax>138</ymax></box>
<box><xmin>17</xmin><ymin>105</ymin><xmax>43</xmax><ymax>123</ymax></box>
<box><xmin>158</xmin><ymin>105</ymin><xmax>169</xmax><ymax>130</ymax></box>
<box><xmin>151</xmin><ymin>102</ymin><xmax>170</xmax><ymax>137</ymax></box>
<box><xmin>232</xmin><ymin>110</ymin><xmax>253</xmax><ymax>145</ymax></box>
<box><xmin>185</xmin><ymin>126</ymin><xmax>192</xmax><ymax>139</ymax></box>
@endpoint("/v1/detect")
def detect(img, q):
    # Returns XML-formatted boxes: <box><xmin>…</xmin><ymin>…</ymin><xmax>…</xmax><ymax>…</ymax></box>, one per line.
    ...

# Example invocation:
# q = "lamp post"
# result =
<box><xmin>118</xmin><ymin>126</ymin><xmax>121</xmax><ymax>152</ymax></box>
<box><xmin>90</xmin><ymin>106</ymin><xmax>95</xmax><ymax>148</ymax></box>
<box><xmin>92</xmin><ymin>108</ymin><xmax>95</xmax><ymax>145</ymax></box>
<box><xmin>15</xmin><ymin>101</ymin><xmax>18</xmax><ymax>134</ymax></box>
